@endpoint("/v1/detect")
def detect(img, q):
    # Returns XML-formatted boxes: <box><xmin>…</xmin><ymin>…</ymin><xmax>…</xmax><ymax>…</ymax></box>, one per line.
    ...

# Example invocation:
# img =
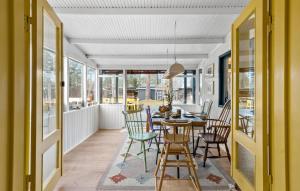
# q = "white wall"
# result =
<box><xmin>198</xmin><ymin>33</ymin><xmax>231</xmax><ymax>118</ymax></box>
<box><xmin>62</xmin><ymin>37</ymin><xmax>99</xmax><ymax>154</ymax></box>
<box><xmin>197</xmin><ymin>33</ymin><xmax>232</xmax><ymax>152</ymax></box>
<box><xmin>63</xmin><ymin>37</ymin><xmax>97</xmax><ymax>68</ymax></box>
<box><xmin>63</xmin><ymin>105</ymin><xmax>99</xmax><ymax>154</ymax></box>
<box><xmin>99</xmin><ymin>104</ymin><xmax>125</xmax><ymax>129</ymax></box>
<box><xmin>98</xmin><ymin>104</ymin><xmax>197</xmax><ymax>129</ymax></box>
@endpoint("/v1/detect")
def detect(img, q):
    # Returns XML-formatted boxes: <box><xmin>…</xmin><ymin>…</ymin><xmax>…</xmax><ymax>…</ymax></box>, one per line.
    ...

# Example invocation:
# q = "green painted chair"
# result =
<box><xmin>122</xmin><ymin>109</ymin><xmax>160</xmax><ymax>172</ymax></box>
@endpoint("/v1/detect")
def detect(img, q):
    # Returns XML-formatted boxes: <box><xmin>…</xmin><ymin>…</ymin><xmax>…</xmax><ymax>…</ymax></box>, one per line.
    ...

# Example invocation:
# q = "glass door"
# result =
<box><xmin>31</xmin><ymin>0</ymin><xmax>63</xmax><ymax>190</ymax></box>
<box><xmin>231</xmin><ymin>0</ymin><xmax>269</xmax><ymax>190</ymax></box>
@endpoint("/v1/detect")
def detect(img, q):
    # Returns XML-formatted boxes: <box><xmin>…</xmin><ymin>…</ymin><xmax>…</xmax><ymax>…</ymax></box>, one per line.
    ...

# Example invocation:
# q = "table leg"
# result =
<box><xmin>192</xmin><ymin>126</ymin><xmax>195</xmax><ymax>156</ymax></box>
<box><xmin>177</xmin><ymin>154</ymin><xmax>180</xmax><ymax>178</ymax></box>
<box><xmin>175</xmin><ymin>126</ymin><xmax>180</xmax><ymax>178</ymax></box>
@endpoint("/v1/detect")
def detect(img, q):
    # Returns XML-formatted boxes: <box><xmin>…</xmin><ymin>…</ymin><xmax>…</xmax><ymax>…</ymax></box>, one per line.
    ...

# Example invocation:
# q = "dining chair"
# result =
<box><xmin>194</xmin><ymin>100</ymin><xmax>231</xmax><ymax>167</ymax></box>
<box><xmin>155</xmin><ymin>120</ymin><xmax>201</xmax><ymax>191</ymax></box>
<box><xmin>145</xmin><ymin>106</ymin><xmax>169</xmax><ymax>144</ymax></box>
<box><xmin>188</xmin><ymin>99</ymin><xmax>213</xmax><ymax>119</ymax></box>
<box><xmin>122</xmin><ymin>109</ymin><xmax>160</xmax><ymax>172</ymax></box>
<box><xmin>198</xmin><ymin>99</ymin><xmax>213</xmax><ymax>119</ymax></box>
<box><xmin>190</xmin><ymin>99</ymin><xmax>213</xmax><ymax>156</ymax></box>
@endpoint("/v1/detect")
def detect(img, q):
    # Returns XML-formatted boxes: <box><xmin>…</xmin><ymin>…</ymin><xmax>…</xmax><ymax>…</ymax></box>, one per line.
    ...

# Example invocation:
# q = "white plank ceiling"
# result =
<box><xmin>48</xmin><ymin>0</ymin><xmax>249</xmax><ymax>69</ymax></box>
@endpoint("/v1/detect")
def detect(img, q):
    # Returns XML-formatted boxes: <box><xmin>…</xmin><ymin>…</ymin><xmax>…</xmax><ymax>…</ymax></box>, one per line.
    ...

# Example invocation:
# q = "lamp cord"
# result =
<box><xmin>166</xmin><ymin>48</ymin><xmax>169</xmax><ymax>65</ymax></box>
<box><xmin>174</xmin><ymin>21</ymin><xmax>177</xmax><ymax>62</ymax></box>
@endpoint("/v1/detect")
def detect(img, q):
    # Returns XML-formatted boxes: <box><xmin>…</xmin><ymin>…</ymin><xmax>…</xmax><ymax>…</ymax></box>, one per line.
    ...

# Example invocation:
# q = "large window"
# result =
<box><xmin>219</xmin><ymin>51</ymin><xmax>232</xmax><ymax>106</ymax></box>
<box><xmin>87</xmin><ymin>67</ymin><xmax>97</xmax><ymax>106</ymax></box>
<box><xmin>100</xmin><ymin>70</ymin><xmax>123</xmax><ymax>104</ymax></box>
<box><xmin>68</xmin><ymin>59</ymin><xmax>84</xmax><ymax>110</ymax></box>
<box><xmin>173</xmin><ymin>71</ymin><xmax>196</xmax><ymax>104</ymax></box>
<box><xmin>98</xmin><ymin>70</ymin><xmax>196</xmax><ymax>105</ymax></box>
<box><xmin>127</xmin><ymin>70</ymin><xmax>165</xmax><ymax>106</ymax></box>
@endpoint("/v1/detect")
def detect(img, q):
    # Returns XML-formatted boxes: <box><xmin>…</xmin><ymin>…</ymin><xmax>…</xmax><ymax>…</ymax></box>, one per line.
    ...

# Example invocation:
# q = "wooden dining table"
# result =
<box><xmin>152</xmin><ymin>113</ymin><xmax>207</xmax><ymax>154</ymax></box>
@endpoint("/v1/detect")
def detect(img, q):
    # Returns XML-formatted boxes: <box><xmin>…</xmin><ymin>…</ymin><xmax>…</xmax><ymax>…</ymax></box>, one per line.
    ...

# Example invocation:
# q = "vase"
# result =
<box><xmin>168</xmin><ymin>104</ymin><xmax>172</xmax><ymax>112</ymax></box>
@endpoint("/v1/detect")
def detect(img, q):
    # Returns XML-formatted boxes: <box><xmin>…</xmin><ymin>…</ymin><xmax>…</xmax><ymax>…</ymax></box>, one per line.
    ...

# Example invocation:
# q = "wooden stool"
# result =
<box><xmin>154</xmin><ymin>120</ymin><xmax>201</xmax><ymax>191</ymax></box>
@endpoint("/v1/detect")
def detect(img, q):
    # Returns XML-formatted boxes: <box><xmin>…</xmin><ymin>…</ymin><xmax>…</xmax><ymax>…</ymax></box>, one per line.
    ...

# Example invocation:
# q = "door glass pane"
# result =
<box><xmin>238</xmin><ymin>12</ymin><xmax>255</xmax><ymax>139</ymax></box>
<box><xmin>42</xmin><ymin>143</ymin><xmax>58</xmax><ymax>187</ymax></box>
<box><xmin>43</xmin><ymin>12</ymin><xmax>57</xmax><ymax>139</ymax></box>
<box><xmin>237</xmin><ymin>143</ymin><xmax>255</xmax><ymax>186</ymax></box>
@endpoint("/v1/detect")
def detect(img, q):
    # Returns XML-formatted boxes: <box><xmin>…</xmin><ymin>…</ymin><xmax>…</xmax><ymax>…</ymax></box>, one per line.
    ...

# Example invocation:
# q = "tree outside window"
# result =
<box><xmin>87</xmin><ymin>67</ymin><xmax>96</xmax><ymax>106</ymax></box>
<box><xmin>68</xmin><ymin>59</ymin><xmax>83</xmax><ymax>110</ymax></box>
<box><xmin>100</xmin><ymin>70</ymin><xmax>123</xmax><ymax>104</ymax></box>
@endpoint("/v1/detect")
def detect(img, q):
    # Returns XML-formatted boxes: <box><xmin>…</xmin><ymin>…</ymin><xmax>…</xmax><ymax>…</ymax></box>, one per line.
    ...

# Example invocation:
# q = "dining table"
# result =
<box><xmin>150</xmin><ymin>108</ymin><xmax>207</xmax><ymax>178</ymax></box>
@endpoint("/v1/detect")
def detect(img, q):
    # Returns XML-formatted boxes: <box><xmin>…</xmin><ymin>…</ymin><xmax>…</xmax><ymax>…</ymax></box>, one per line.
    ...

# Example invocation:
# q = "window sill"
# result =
<box><xmin>173</xmin><ymin>104</ymin><xmax>197</xmax><ymax>106</ymax></box>
<box><xmin>99</xmin><ymin>103</ymin><xmax>123</xmax><ymax>105</ymax></box>
<box><xmin>64</xmin><ymin>104</ymin><xmax>99</xmax><ymax>113</ymax></box>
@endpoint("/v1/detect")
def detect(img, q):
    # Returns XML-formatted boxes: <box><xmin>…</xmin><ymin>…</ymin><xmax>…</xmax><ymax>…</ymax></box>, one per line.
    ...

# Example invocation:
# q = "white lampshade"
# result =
<box><xmin>163</xmin><ymin>62</ymin><xmax>185</xmax><ymax>79</ymax></box>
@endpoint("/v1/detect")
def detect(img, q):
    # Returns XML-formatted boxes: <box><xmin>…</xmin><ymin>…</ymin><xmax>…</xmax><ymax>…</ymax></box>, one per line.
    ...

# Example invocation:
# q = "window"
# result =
<box><xmin>68</xmin><ymin>59</ymin><xmax>84</xmax><ymax>110</ymax></box>
<box><xmin>127</xmin><ymin>70</ymin><xmax>165</xmax><ymax>106</ymax></box>
<box><xmin>98</xmin><ymin>70</ymin><xmax>196</xmax><ymax>105</ymax></box>
<box><xmin>199</xmin><ymin>68</ymin><xmax>204</xmax><ymax>105</ymax></box>
<box><xmin>173</xmin><ymin>71</ymin><xmax>196</xmax><ymax>104</ymax></box>
<box><xmin>43</xmin><ymin>48</ymin><xmax>56</xmax><ymax>136</ymax></box>
<box><xmin>219</xmin><ymin>51</ymin><xmax>232</xmax><ymax>106</ymax></box>
<box><xmin>100</xmin><ymin>70</ymin><xmax>123</xmax><ymax>104</ymax></box>
<box><xmin>87</xmin><ymin>67</ymin><xmax>97</xmax><ymax>106</ymax></box>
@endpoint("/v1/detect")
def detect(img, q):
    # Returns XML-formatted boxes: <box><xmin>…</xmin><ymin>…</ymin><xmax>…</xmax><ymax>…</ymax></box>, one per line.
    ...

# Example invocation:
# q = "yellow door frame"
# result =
<box><xmin>31</xmin><ymin>0</ymin><xmax>63</xmax><ymax>190</ymax></box>
<box><xmin>231</xmin><ymin>0</ymin><xmax>269</xmax><ymax>190</ymax></box>
<box><xmin>270</xmin><ymin>0</ymin><xmax>288</xmax><ymax>190</ymax></box>
<box><xmin>270</xmin><ymin>0</ymin><xmax>300</xmax><ymax>190</ymax></box>
<box><xmin>0</xmin><ymin>0</ymin><xmax>26</xmax><ymax>191</ymax></box>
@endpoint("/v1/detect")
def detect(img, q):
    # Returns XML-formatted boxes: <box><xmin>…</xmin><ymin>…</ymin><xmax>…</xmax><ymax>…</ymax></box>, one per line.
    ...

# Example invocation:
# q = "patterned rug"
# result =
<box><xmin>97</xmin><ymin>138</ymin><xmax>234</xmax><ymax>191</ymax></box>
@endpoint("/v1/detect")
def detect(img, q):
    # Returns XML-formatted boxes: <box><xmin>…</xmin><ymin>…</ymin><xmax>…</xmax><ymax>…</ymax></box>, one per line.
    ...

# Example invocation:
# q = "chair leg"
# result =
<box><xmin>158</xmin><ymin>126</ymin><xmax>162</xmax><ymax>143</ymax></box>
<box><xmin>154</xmin><ymin>145</ymin><xmax>164</xmax><ymax>176</ymax></box>
<box><xmin>148</xmin><ymin>139</ymin><xmax>153</xmax><ymax>149</ymax></box>
<box><xmin>157</xmin><ymin>143</ymin><xmax>170</xmax><ymax>191</ymax></box>
<box><xmin>183</xmin><ymin>147</ymin><xmax>192</xmax><ymax>176</ymax></box>
<box><xmin>123</xmin><ymin>139</ymin><xmax>133</xmax><ymax>162</ymax></box>
<box><xmin>142</xmin><ymin>141</ymin><xmax>148</xmax><ymax>172</ymax></box>
<box><xmin>154</xmin><ymin>137</ymin><xmax>160</xmax><ymax>164</ymax></box>
<box><xmin>193</xmin><ymin>136</ymin><xmax>200</xmax><ymax>157</ymax></box>
<box><xmin>192</xmin><ymin>126</ymin><xmax>195</xmax><ymax>156</ymax></box>
<box><xmin>185</xmin><ymin>143</ymin><xmax>201</xmax><ymax>191</ymax></box>
<box><xmin>217</xmin><ymin>143</ymin><xmax>221</xmax><ymax>157</ymax></box>
<box><xmin>203</xmin><ymin>143</ymin><xmax>209</xmax><ymax>167</ymax></box>
<box><xmin>225</xmin><ymin>143</ymin><xmax>231</xmax><ymax>162</ymax></box>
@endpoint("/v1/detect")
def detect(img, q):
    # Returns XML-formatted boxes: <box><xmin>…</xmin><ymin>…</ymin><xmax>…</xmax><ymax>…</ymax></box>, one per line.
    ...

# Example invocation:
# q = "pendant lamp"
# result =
<box><xmin>164</xmin><ymin>21</ymin><xmax>184</xmax><ymax>79</ymax></box>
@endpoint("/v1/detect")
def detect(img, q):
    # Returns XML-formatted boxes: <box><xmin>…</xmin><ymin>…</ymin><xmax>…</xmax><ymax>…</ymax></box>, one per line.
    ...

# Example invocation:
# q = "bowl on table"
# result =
<box><xmin>171</xmin><ymin>113</ymin><xmax>181</xmax><ymax>119</ymax></box>
<box><xmin>183</xmin><ymin>113</ymin><xmax>195</xmax><ymax>118</ymax></box>
<box><xmin>152</xmin><ymin>112</ymin><xmax>163</xmax><ymax>118</ymax></box>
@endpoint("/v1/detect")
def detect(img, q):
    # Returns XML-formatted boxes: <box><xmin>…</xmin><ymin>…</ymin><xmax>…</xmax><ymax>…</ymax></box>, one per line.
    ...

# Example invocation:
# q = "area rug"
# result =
<box><xmin>97</xmin><ymin>137</ymin><xmax>234</xmax><ymax>191</ymax></box>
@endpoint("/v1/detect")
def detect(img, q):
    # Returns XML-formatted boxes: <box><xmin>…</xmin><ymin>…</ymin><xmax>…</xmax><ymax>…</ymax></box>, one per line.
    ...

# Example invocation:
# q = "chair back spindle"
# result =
<box><xmin>202</xmin><ymin>99</ymin><xmax>213</xmax><ymax>116</ymax></box>
<box><xmin>123</xmin><ymin>109</ymin><xmax>145</xmax><ymax>138</ymax></box>
<box><xmin>145</xmin><ymin>106</ymin><xmax>154</xmax><ymax>131</ymax></box>
<box><xmin>161</xmin><ymin>120</ymin><xmax>192</xmax><ymax>144</ymax></box>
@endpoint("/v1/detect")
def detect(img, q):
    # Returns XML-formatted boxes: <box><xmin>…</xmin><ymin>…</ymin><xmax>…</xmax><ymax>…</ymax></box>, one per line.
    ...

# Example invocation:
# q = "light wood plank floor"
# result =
<box><xmin>54</xmin><ymin>129</ymin><xmax>231</xmax><ymax>191</ymax></box>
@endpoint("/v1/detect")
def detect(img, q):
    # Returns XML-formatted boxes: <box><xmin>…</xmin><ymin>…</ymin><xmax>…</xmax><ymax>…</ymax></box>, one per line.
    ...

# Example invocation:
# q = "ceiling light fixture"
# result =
<box><xmin>164</xmin><ymin>21</ymin><xmax>185</xmax><ymax>79</ymax></box>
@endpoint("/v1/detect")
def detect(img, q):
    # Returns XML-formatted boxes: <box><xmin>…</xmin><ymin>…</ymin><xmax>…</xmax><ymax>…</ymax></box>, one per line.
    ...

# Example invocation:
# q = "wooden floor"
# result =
<box><xmin>54</xmin><ymin>129</ymin><xmax>231</xmax><ymax>191</ymax></box>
